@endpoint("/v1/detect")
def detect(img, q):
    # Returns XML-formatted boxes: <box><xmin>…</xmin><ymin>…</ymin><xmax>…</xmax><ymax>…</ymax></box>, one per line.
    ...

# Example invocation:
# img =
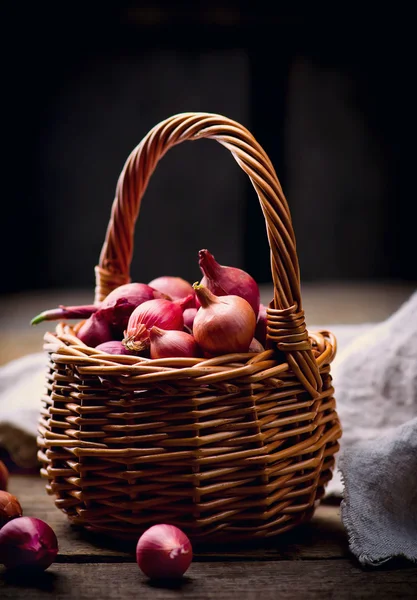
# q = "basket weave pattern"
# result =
<box><xmin>37</xmin><ymin>113</ymin><xmax>342</xmax><ymax>541</ymax></box>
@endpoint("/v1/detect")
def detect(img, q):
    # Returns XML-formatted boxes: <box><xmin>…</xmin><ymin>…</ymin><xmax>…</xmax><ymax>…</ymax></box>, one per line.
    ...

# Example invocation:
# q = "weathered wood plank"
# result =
<box><xmin>1</xmin><ymin>560</ymin><xmax>417</xmax><ymax>599</ymax></box>
<box><xmin>9</xmin><ymin>475</ymin><xmax>349</xmax><ymax>560</ymax></box>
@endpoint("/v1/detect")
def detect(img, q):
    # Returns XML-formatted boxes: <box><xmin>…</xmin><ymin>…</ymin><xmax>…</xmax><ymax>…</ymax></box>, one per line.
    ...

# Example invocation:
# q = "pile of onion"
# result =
<box><xmin>30</xmin><ymin>252</ymin><xmax>266</xmax><ymax>357</ymax></box>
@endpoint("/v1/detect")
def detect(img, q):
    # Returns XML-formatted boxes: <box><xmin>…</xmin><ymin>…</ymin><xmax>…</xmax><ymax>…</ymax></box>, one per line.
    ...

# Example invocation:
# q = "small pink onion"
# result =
<box><xmin>100</xmin><ymin>282</ymin><xmax>170</xmax><ymax>334</ymax></box>
<box><xmin>198</xmin><ymin>249</ymin><xmax>260</xmax><ymax>317</ymax></box>
<box><xmin>0</xmin><ymin>491</ymin><xmax>22</xmax><ymax>528</ymax></box>
<box><xmin>0</xmin><ymin>461</ymin><xmax>8</xmax><ymax>491</ymax></box>
<box><xmin>148</xmin><ymin>276</ymin><xmax>194</xmax><ymax>300</ymax></box>
<box><xmin>0</xmin><ymin>516</ymin><xmax>58</xmax><ymax>570</ymax></box>
<box><xmin>255</xmin><ymin>303</ymin><xmax>267</xmax><ymax>346</ymax></box>
<box><xmin>76</xmin><ymin>311</ymin><xmax>113</xmax><ymax>348</ymax></box>
<box><xmin>136</xmin><ymin>524</ymin><xmax>193</xmax><ymax>580</ymax></box>
<box><xmin>122</xmin><ymin>299</ymin><xmax>184</xmax><ymax>352</ymax></box>
<box><xmin>183</xmin><ymin>307</ymin><xmax>197</xmax><ymax>331</ymax></box>
<box><xmin>193</xmin><ymin>283</ymin><xmax>256</xmax><ymax>356</ymax></box>
<box><xmin>249</xmin><ymin>338</ymin><xmax>265</xmax><ymax>353</ymax></box>
<box><xmin>94</xmin><ymin>341</ymin><xmax>134</xmax><ymax>355</ymax></box>
<box><xmin>149</xmin><ymin>327</ymin><xmax>200</xmax><ymax>359</ymax></box>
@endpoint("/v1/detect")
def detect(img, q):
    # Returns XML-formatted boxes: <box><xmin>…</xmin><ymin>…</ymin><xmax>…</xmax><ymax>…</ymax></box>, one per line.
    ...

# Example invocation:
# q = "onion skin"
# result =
<box><xmin>0</xmin><ymin>517</ymin><xmax>58</xmax><ymax>570</ymax></box>
<box><xmin>249</xmin><ymin>338</ymin><xmax>265</xmax><ymax>353</ymax></box>
<box><xmin>100</xmin><ymin>283</ymin><xmax>170</xmax><ymax>334</ymax></box>
<box><xmin>148</xmin><ymin>276</ymin><xmax>194</xmax><ymax>300</ymax></box>
<box><xmin>0</xmin><ymin>491</ymin><xmax>22</xmax><ymax>528</ymax></box>
<box><xmin>136</xmin><ymin>524</ymin><xmax>193</xmax><ymax>580</ymax></box>
<box><xmin>123</xmin><ymin>299</ymin><xmax>184</xmax><ymax>352</ymax></box>
<box><xmin>0</xmin><ymin>461</ymin><xmax>8</xmax><ymax>491</ymax></box>
<box><xmin>193</xmin><ymin>284</ymin><xmax>256</xmax><ymax>355</ymax></box>
<box><xmin>183</xmin><ymin>307</ymin><xmax>197</xmax><ymax>331</ymax></box>
<box><xmin>94</xmin><ymin>341</ymin><xmax>134</xmax><ymax>355</ymax></box>
<box><xmin>174</xmin><ymin>293</ymin><xmax>196</xmax><ymax>311</ymax></box>
<box><xmin>198</xmin><ymin>249</ymin><xmax>260</xmax><ymax>317</ymax></box>
<box><xmin>255</xmin><ymin>303</ymin><xmax>267</xmax><ymax>346</ymax></box>
<box><xmin>150</xmin><ymin>327</ymin><xmax>200</xmax><ymax>359</ymax></box>
<box><xmin>77</xmin><ymin>312</ymin><xmax>113</xmax><ymax>348</ymax></box>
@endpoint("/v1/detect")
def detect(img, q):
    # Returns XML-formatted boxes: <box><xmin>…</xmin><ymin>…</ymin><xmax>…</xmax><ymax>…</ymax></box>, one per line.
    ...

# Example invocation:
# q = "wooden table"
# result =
<box><xmin>1</xmin><ymin>475</ymin><xmax>417</xmax><ymax>599</ymax></box>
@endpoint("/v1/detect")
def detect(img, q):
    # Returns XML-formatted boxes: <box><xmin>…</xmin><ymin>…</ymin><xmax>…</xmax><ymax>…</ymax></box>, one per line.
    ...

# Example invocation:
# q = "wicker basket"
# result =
<box><xmin>37</xmin><ymin>112</ymin><xmax>342</xmax><ymax>543</ymax></box>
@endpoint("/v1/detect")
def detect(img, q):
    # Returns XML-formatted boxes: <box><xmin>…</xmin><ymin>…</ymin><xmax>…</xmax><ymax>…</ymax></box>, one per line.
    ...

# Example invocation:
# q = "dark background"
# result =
<box><xmin>2</xmin><ymin>5</ymin><xmax>416</xmax><ymax>296</ymax></box>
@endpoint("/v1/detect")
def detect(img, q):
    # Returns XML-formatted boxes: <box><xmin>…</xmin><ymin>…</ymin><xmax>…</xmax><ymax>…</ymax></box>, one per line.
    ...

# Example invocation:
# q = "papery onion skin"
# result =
<box><xmin>249</xmin><ymin>338</ymin><xmax>265</xmax><ymax>353</ymax></box>
<box><xmin>0</xmin><ymin>517</ymin><xmax>58</xmax><ymax>570</ymax></box>
<box><xmin>0</xmin><ymin>491</ymin><xmax>22</xmax><ymax>528</ymax></box>
<box><xmin>94</xmin><ymin>341</ymin><xmax>134</xmax><ymax>355</ymax></box>
<box><xmin>148</xmin><ymin>276</ymin><xmax>194</xmax><ymax>300</ymax></box>
<box><xmin>173</xmin><ymin>293</ymin><xmax>196</xmax><ymax>311</ymax></box>
<box><xmin>255</xmin><ymin>303</ymin><xmax>267</xmax><ymax>346</ymax></box>
<box><xmin>183</xmin><ymin>307</ymin><xmax>197</xmax><ymax>331</ymax></box>
<box><xmin>76</xmin><ymin>312</ymin><xmax>113</xmax><ymax>348</ymax></box>
<box><xmin>150</xmin><ymin>327</ymin><xmax>200</xmax><ymax>359</ymax></box>
<box><xmin>198</xmin><ymin>249</ymin><xmax>260</xmax><ymax>317</ymax></box>
<box><xmin>193</xmin><ymin>284</ymin><xmax>256</xmax><ymax>355</ymax></box>
<box><xmin>0</xmin><ymin>461</ymin><xmax>8</xmax><ymax>491</ymax></box>
<box><xmin>123</xmin><ymin>299</ymin><xmax>184</xmax><ymax>352</ymax></box>
<box><xmin>136</xmin><ymin>524</ymin><xmax>193</xmax><ymax>580</ymax></box>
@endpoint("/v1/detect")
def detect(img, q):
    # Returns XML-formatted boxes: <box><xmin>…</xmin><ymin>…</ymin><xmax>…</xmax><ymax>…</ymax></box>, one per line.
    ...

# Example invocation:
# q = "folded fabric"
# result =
<box><xmin>339</xmin><ymin>416</ymin><xmax>417</xmax><ymax>566</ymax></box>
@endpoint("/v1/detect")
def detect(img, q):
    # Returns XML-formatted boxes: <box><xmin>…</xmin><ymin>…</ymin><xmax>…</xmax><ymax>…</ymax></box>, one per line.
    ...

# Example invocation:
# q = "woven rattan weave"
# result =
<box><xmin>37</xmin><ymin>112</ymin><xmax>342</xmax><ymax>542</ymax></box>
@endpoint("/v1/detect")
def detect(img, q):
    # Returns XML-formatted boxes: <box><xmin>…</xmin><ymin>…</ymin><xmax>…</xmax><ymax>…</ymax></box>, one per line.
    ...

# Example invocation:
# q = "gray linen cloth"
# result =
<box><xmin>339</xmin><ymin>416</ymin><xmax>417</xmax><ymax>566</ymax></box>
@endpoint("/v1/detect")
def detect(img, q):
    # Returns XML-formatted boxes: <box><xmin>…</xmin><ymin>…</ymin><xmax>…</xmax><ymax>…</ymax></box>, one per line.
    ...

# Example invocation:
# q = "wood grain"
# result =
<box><xmin>1</xmin><ymin>561</ymin><xmax>417</xmax><ymax>599</ymax></box>
<box><xmin>9</xmin><ymin>475</ymin><xmax>348</xmax><ymax>560</ymax></box>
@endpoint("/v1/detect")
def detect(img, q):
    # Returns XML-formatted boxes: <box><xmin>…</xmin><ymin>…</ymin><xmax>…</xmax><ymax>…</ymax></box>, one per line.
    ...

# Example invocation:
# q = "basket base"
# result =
<box><xmin>66</xmin><ymin>505</ymin><xmax>317</xmax><ymax>546</ymax></box>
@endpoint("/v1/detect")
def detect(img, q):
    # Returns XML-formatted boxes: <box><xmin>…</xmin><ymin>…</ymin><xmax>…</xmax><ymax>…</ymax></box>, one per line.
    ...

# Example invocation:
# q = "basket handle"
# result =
<box><xmin>95</xmin><ymin>112</ymin><xmax>322</xmax><ymax>396</ymax></box>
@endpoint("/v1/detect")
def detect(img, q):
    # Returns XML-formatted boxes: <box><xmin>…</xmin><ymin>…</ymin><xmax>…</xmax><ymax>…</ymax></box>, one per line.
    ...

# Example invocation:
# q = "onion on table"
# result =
<box><xmin>136</xmin><ymin>524</ymin><xmax>193</xmax><ymax>580</ymax></box>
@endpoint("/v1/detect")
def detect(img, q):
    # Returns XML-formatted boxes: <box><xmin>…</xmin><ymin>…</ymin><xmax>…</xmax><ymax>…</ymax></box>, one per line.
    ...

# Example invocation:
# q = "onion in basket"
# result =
<box><xmin>122</xmin><ymin>298</ymin><xmax>184</xmax><ymax>352</ymax></box>
<box><xmin>197</xmin><ymin>248</ymin><xmax>260</xmax><ymax>317</ymax></box>
<box><xmin>148</xmin><ymin>275</ymin><xmax>195</xmax><ymax>301</ymax></box>
<box><xmin>149</xmin><ymin>326</ymin><xmax>200</xmax><ymax>358</ymax></box>
<box><xmin>193</xmin><ymin>283</ymin><xmax>256</xmax><ymax>355</ymax></box>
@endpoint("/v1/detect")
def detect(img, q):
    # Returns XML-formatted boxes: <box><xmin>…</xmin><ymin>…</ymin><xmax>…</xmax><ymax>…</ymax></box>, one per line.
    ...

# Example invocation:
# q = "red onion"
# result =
<box><xmin>0</xmin><ymin>461</ymin><xmax>8</xmax><ymax>491</ymax></box>
<box><xmin>149</xmin><ymin>327</ymin><xmax>200</xmax><ymax>359</ymax></box>
<box><xmin>94</xmin><ymin>341</ymin><xmax>134</xmax><ymax>355</ymax></box>
<box><xmin>100</xmin><ymin>282</ymin><xmax>170</xmax><ymax>334</ymax></box>
<box><xmin>123</xmin><ymin>298</ymin><xmax>184</xmax><ymax>352</ymax></box>
<box><xmin>30</xmin><ymin>283</ymin><xmax>168</xmax><ymax>334</ymax></box>
<box><xmin>0</xmin><ymin>517</ymin><xmax>58</xmax><ymax>570</ymax></box>
<box><xmin>249</xmin><ymin>338</ymin><xmax>265</xmax><ymax>353</ymax></box>
<box><xmin>193</xmin><ymin>283</ymin><xmax>256</xmax><ymax>355</ymax></box>
<box><xmin>198</xmin><ymin>249</ymin><xmax>260</xmax><ymax>317</ymax></box>
<box><xmin>148</xmin><ymin>276</ymin><xmax>194</xmax><ymax>300</ymax></box>
<box><xmin>183</xmin><ymin>307</ymin><xmax>197</xmax><ymax>331</ymax></box>
<box><xmin>136</xmin><ymin>524</ymin><xmax>193</xmax><ymax>580</ymax></box>
<box><xmin>173</xmin><ymin>293</ymin><xmax>196</xmax><ymax>311</ymax></box>
<box><xmin>31</xmin><ymin>304</ymin><xmax>98</xmax><ymax>326</ymax></box>
<box><xmin>76</xmin><ymin>311</ymin><xmax>113</xmax><ymax>348</ymax></box>
<box><xmin>255</xmin><ymin>303</ymin><xmax>267</xmax><ymax>346</ymax></box>
<box><xmin>0</xmin><ymin>491</ymin><xmax>22</xmax><ymax>528</ymax></box>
